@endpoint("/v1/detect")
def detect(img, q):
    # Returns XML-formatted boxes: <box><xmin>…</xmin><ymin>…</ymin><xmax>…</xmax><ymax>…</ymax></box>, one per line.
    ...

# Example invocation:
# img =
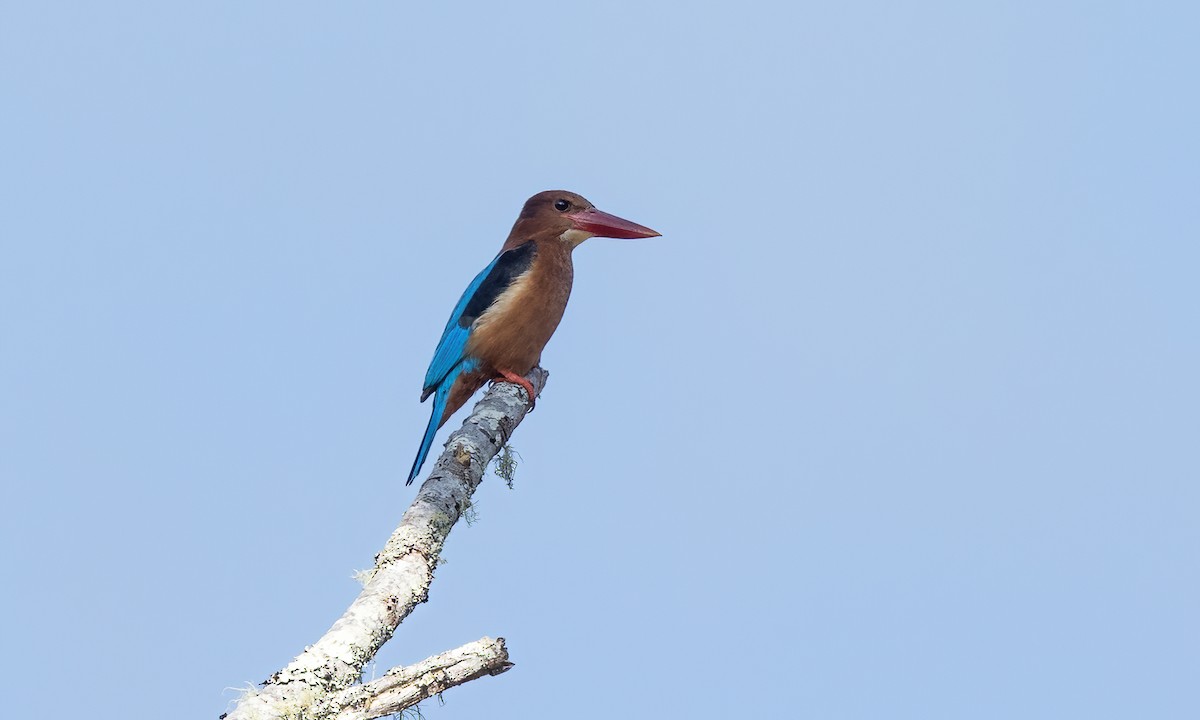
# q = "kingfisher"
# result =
<box><xmin>406</xmin><ymin>190</ymin><xmax>660</xmax><ymax>484</ymax></box>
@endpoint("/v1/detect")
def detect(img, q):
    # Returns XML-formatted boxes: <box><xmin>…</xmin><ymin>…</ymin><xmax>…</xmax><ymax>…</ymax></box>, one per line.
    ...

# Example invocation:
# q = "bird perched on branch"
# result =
<box><xmin>407</xmin><ymin>190</ymin><xmax>660</xmax><ymax>484</ymax></box>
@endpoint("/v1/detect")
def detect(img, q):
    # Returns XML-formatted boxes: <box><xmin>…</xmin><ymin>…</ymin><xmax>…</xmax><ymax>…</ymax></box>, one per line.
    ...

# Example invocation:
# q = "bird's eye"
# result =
<box><xmin>554</xmin><ymin>199</ymin><xmax>570</xmax><ymax>212</ymax></box>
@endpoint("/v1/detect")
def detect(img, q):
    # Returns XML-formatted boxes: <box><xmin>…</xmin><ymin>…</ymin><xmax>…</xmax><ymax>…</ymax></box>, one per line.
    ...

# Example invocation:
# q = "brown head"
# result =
<box><xmin>503</xmin><ymin>190</ymin><xmax>660</xmax><ymax>250</ymax></box>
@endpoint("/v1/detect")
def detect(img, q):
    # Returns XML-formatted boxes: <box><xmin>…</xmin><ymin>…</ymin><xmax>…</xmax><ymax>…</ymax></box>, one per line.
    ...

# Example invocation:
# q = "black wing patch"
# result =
<box><xmin>458</xmin><ymin>242</ymin><xmax>536</xmax><ymax>328</ymax></box>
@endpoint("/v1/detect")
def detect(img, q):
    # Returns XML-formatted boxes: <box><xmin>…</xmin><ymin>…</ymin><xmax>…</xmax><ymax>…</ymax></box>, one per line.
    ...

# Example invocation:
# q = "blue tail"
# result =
<box><xmin>407</xmin><ymin>382</ymin><xmax>451</xmax><ymax>485</ymax></box>
<box><xmin>407</xmin><ymin>359</ymin><xmax>474</xmax><ymax>485</ymax></box>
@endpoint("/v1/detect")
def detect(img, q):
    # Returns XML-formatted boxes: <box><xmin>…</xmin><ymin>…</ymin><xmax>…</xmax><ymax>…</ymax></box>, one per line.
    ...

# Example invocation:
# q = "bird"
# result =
<box><xmin>406</xmin><ymin>190</ymin><xmax>660</xmax><ymax>484</ymax></box>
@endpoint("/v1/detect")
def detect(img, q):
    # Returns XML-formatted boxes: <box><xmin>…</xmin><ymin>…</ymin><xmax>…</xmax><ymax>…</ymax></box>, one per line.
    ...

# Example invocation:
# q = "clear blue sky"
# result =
<box><xmin>2</xmin><ymin>2</ymin><xmax>1197</xmax><ymax>718</ymax></box>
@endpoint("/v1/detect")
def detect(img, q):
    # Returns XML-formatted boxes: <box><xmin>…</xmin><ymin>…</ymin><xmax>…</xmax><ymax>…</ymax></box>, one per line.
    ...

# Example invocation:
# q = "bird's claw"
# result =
<box><xmin>493</xmin><ymin>370</ymin><xmax>537</xmax><ymax>412</ymax></box>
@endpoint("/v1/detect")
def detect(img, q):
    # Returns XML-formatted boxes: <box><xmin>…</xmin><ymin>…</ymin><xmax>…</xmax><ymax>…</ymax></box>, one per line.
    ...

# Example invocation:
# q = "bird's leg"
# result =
<box><xmin>492</xmin><ymin>369</ymin><xmax>537</xmax><ymax>411</ymax></box>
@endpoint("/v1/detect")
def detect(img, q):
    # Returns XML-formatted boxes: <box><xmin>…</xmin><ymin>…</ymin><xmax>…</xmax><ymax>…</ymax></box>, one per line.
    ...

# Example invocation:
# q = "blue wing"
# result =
<box><xmin>421</xmin><ymin>242</ymin><xmax>538</xmax><ymax>396</ymax></box>
<box><xmin>422</xmin><ymin>255</ymin><xmax>502</xmax><ymax>394</ymax></box>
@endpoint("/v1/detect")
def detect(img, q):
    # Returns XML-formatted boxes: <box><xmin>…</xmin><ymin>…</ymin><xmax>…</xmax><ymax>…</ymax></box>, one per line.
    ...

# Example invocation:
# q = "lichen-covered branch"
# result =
<box><xmin>222</xmin><ymin>369</ymin><xmax>547</xmax><ymax>720</ymax></box>
<box><xmin>330</xmin><ymin>636</ymin><xmax>512</xmax><ymax>720</ymax></box>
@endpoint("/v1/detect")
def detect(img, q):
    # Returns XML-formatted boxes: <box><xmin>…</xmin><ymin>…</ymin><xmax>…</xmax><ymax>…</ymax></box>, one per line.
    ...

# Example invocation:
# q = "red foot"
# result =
<box><xmin>493</xmin><ymin>369</ymin><xmax>537</xmax><ymax>411</ymax></box>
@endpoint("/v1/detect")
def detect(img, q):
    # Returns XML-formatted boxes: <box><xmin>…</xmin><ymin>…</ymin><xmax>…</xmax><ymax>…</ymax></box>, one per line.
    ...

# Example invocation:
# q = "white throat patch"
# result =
<box><xmin>559</xmin><ymin>228</ymin><xmax>592</xmax><ymax>248</ymax></box>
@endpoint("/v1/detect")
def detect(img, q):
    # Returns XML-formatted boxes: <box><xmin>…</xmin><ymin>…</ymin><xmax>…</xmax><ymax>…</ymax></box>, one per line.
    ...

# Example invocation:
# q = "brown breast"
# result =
<box><xmin>465</xmin><ymin>239</ymin><xmax>575</xmax><ymax>374</ymax></box>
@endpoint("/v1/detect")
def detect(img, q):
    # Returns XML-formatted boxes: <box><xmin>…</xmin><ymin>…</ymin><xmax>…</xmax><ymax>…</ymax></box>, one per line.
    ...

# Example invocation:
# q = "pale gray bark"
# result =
<box><xmin>222</xmin><ymin>369</ymin><xmax>547</xmax><ymax>720</ymax></box>
<box><xmin>331</xmin><ymin>637</ymin><xmax>512</xmax><ymax>720</ymax></box>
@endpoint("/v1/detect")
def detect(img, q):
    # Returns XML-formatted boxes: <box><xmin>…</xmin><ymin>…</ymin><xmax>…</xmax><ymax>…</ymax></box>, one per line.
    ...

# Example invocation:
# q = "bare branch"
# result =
<box><xmin>222</xmin><ymin>369</ymin><xmax>547</xmax><ymax>720</ymax></box>
<box><xmin>331</xmin><ymin>637</ymin><xmax>512</xmax><ymax>720</ymax></box>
